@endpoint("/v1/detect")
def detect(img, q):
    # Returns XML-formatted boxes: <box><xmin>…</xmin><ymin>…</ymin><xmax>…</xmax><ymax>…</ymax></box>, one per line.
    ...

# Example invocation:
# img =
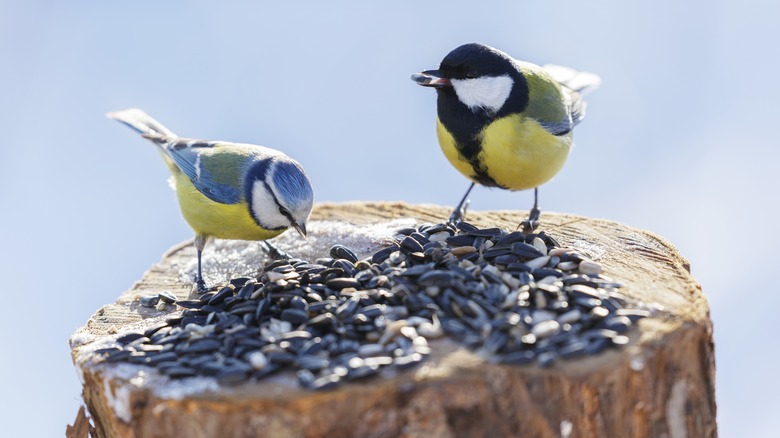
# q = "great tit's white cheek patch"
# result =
<box><xmin>451</xmin><ymin>75</ymin><xmax>514</xmax><ymax>113</ymax></box>
<box><xmin>250</xmin><ymin>179</ymin><xmax>288</xmax><ymax>230</ymax></box>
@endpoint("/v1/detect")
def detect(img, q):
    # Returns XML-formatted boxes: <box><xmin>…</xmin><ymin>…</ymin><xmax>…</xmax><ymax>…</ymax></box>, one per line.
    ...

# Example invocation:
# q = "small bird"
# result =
<box><xmin>412</xmin><ymin>43</ymin><xmax>600</xmax><ymax>232</ymax></box>
<box><xmin>108</xmin><ymin>109</ymin><xmax>313</xmax><ymax>291</ymax></box>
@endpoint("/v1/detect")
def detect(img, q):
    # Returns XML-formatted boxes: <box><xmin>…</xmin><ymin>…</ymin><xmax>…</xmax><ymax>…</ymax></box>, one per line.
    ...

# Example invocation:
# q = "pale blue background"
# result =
<box><xmin>1</xmin><ymin>1</ymin><xmax>777</xmax><ymax>436</ymax></box>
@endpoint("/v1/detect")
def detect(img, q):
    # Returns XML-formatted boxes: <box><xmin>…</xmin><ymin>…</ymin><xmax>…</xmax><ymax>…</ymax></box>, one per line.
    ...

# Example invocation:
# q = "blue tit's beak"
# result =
<box><xmin>292</xmin><ymin>222</ymin><xmax>307</xmax><ymax>238</ymax></box>
<box><xmin>411</xmin><ymin>69</ymin><xmax>451</xmax><ymax>88</ymax></box>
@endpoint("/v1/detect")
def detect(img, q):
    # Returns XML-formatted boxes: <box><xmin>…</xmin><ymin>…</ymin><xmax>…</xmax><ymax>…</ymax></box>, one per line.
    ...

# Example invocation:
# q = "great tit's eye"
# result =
<box><xmin>465</xmin><ymin>71</ymin><xmax>477</xmax><ymax>79</ymax></box>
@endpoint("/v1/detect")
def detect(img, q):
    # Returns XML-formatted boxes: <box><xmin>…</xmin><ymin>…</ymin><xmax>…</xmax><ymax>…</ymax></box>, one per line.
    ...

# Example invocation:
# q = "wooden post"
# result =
<box><xmin>69</xmin><ymin>202</ymin><xmax>716</xmax><ymax>437</ymax></box>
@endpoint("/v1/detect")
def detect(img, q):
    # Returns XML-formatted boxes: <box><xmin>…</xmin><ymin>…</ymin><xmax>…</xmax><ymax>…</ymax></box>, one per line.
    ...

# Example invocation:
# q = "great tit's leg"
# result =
<box><xmin>261</xmin><ymin>241</ymin><xmax>291</xmax><ymax>261</ymax></box>
<box><xmin>194</xmin><ymin>234</ymin><xmax>210</xmax><ymax>292</ymax></box>
<box><xmin>449</xmin><ymin>182</ymin><xmax>476</xmax><ymax>225</ymax></box>
<box><xmin>520</xmin><ymin>187</ymin><xmax>541</xmax><ymax>234</ymax></box>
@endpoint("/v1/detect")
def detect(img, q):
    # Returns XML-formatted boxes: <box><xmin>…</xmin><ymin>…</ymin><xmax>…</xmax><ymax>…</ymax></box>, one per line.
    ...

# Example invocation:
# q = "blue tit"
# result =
<box><xmin>108</xmin><ymin>108</ymin><xmax>314</xmax><ymax>291</ymax></box>
<box><xmin>412</xmin><ymin>43</ymin><xmax>600</xmax><ymax>232</ymax></box>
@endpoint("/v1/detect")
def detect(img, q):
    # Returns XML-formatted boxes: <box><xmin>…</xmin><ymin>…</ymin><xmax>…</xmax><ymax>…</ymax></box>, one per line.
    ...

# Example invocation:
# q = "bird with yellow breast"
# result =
<box><xmin>109</xmin><ymin>109</ymin><xmax>313</xmax><ymax>291</ymax></box>
<box><xmin>412</xmin><ymin>43</ymin><xmax>600</xmax><ymax>232</ymax></box>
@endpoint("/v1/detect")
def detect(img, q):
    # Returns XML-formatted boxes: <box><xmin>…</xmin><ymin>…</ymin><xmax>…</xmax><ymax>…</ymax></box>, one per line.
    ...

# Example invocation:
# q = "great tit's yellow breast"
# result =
<box><xmin>477</xmin><ymin>114</ymin><xmax>572</xmax><ymax>190</ymax></box>
<box><xmin>436</xmin><ymin>118</ymin><xmax>478</xmax><ymax>180</ymax></box>
<box><xmin>174</xmin><ymin>174</ymin><xmax>285</xmax><ymax>241</ymax></box>
<box><xmin>438</xmin><ymin>114</ymin><xmax>571</xmax><ymax>191</ymax></box>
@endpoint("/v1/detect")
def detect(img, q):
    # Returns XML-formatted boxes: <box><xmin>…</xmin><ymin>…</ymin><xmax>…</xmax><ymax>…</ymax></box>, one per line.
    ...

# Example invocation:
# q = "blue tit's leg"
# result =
<box><xmin>520</xmin><ymin>187</ymin><xmax>541</xmax><ymax>234</ymax></box>
<box><xmin>449</xmin><ymin>182</ymin><xmax>476</xmax><ymax>225</ymax></box>
<box><xmin>260</xmin><ymin>241</ymin><xmax>291</xmax><ymax>261</ymax></box>
<box><xmin>194</xmin><ymin>234</ymin><xmax>209</xmax><ymax>292</ymax></box>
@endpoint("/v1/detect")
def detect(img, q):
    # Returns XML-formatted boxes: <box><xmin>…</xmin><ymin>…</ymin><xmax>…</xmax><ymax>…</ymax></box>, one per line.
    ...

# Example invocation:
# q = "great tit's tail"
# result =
<box><xmin>542</xmin><ymin>65</ymin><xmax>601</xmax><ymax>95</ymax></box>
<box><xmin>107</xmin><ymin>108</ymin><xmax>177</xmax><ymax>143</ymax></box>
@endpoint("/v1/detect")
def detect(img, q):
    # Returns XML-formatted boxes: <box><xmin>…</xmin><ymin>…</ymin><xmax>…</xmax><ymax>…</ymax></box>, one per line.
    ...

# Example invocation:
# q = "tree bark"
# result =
<box><xmin>70</xmin><ymin>202</ymin><xmax>716</xmax><ymax>438</ymax></box>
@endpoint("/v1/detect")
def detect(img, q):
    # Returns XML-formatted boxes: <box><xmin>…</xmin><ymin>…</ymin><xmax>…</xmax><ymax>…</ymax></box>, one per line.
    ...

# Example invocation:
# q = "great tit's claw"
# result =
<box><xmin>520</xmin><ymin>207</ymin><xmax>541</xmax><ymax>234</ymax></box>
<box><xmin>520</xmin><ymin>219</ymin><xmax>540</xmax><ymax>235</ymax></box>
<box><xmin>447</xmin><ymin>199</ymin><xmax>471</xmax><ymax>227</ymax></box>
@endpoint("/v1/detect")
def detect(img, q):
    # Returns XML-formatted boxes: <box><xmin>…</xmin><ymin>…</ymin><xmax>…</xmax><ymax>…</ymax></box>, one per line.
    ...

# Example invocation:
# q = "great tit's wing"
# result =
<box><xmin>165</xmin><ymin>140</ymin><xmax>242</xmax><ymax>204</ymax></box>
<box><xmin>542</xmin><ymin>64</ymin><xmax>601</xmax><ymax>130</ymax></box>
<box><xmin>542</xmin><ymin>64</ymin><xmax>601</xmax><ymax>95</ymax></box>
<box><xmin>517</xmin><ymin>64</ymin><xmax>575</xmax><ymax>135</ymax></box>
<box><xmin>519</xmin><ymin>63</ymin><xmax>600</xmax><ymax>135</ymax></box>
<box><xmin>567</xmin><ymin>91</ymin><xmax>587</xmax><ymax>129</ymax></box>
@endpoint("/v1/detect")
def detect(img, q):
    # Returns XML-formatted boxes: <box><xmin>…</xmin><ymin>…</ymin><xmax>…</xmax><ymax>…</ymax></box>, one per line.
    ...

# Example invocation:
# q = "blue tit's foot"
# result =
<box><xmin>448</xmin><ymin>199</ymin><xmax>471</xmax><ymax>226</ymax></box>
<box><xmin>195</xmin><ymin>277</ymin><xmax>212</xmax><ymax>293</ymax></box>
<box><xmin>520</xmin><ymin>207</ymin><xmax>541</xmax><ymax>234</ymax></box>
<box><xmin>261</xmin><ymin>241</ymin><xmax>291</xmax><ymax>261</ymax></box>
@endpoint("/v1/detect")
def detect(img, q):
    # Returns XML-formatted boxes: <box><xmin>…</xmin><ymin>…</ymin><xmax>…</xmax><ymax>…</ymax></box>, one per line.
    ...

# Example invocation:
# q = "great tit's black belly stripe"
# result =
<box><xmin>458</xmin><ymin>137</ymin><xmax>501</xmax><ymax>187</ymax></box>
<box><xmin>436</xmin><ymin>75</ymin><xmax>530</xmax><ymax>188</ymax></box>
<box><xmin>437</xmin><ymin>91</ymin><xmax>500</xmax><ymax>187</ymax></box>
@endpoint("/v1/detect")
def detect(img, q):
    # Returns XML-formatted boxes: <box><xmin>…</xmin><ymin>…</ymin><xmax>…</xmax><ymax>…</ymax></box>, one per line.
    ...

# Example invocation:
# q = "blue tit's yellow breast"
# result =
<box><xmin>436</xmin><ymin>115</ymin><xmax>572</xmax><ymax>191</ymax></box>
<box><xmin>174</xmin><ymin>174</ymin><xmax>285</xmax><ymax>241</ymax></box>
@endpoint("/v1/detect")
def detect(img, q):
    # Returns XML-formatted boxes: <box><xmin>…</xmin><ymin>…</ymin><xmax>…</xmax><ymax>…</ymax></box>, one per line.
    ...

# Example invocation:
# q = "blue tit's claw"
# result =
<box><xmin>261</xmin><ymin>241</ymin><xmax>291</xmax><ymax>261</ymax></box>
<box><xmin>195</xmin><ymin>278</ymin><xmax>212</xmax><ymax>294</ymax></box>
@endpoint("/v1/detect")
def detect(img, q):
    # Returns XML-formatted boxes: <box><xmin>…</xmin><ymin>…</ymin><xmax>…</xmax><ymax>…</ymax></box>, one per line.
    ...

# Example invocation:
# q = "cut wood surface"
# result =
<box><xmin>70</xmin><ymin>201</ymin><xmax>716</xmax><ymax>438</ymax></box>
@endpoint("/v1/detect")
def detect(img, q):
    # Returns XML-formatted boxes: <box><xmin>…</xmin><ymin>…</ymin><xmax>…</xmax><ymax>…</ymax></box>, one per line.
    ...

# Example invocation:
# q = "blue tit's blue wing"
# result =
<box><xmin>165</xmin><ymin>139</ymin><xmax>242</xmax><ymax>204</ymax></box>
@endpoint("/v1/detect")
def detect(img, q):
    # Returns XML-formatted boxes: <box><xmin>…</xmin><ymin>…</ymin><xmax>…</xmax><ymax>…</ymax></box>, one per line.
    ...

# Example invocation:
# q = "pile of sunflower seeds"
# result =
<box><xmin>97</xmin><ymin>222</ymin><xmax>649</xmax><ymax>390</ymax></box>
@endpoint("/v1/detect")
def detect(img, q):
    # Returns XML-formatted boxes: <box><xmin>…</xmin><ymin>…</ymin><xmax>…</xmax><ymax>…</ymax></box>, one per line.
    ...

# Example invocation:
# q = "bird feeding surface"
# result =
<box><xmin>179</xmin><ymin>219</ymin><xmax>416</xmax><ymax>288</ymax></box>
<box><xmin>71</xmin><ymin>218</ymin><xmax>657</xmax><ymax>422</ymax></box>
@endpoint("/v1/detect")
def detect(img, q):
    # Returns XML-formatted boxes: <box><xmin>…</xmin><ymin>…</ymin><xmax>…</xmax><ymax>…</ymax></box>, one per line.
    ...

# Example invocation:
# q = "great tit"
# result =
<box><xmin>412</xmin><ymin>43</ymin><xmax>600</xmax><ymax>232</ymax></box>
<box><xmin>108</xmin><ymin>109</ymin><xmax>313</xmax><ymax>291</ymax></box>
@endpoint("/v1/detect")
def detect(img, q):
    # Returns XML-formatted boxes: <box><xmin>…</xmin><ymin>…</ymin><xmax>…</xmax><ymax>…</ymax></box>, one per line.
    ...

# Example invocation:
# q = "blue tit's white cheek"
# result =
<box><xmin>451</xmin><ymin>75</ymin><xmax>514</xmax><ymax>113</ymax></box>
<box><xmin>250</xmin><ymin>179</ymin><xmax>289</xmax><ymax>230</ymax></box>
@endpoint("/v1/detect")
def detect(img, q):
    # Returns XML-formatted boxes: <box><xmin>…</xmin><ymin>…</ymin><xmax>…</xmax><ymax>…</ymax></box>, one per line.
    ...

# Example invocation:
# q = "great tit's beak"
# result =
<box><xmin>411</xmin><ymin>70</ymin><xmax>451</xmax><ymax>88</ymax></box>
<box><xmin>292</xmin><ymin>221</ymin><xmax>307</xmax><ymax>238</ymax></box>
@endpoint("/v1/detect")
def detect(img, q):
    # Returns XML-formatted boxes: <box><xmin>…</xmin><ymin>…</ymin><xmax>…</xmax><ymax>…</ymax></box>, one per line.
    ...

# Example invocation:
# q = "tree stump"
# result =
<box><xmin>69</xmin><ymin>202</ymin><xmax>716</xmax><ymax>437</ymax></box>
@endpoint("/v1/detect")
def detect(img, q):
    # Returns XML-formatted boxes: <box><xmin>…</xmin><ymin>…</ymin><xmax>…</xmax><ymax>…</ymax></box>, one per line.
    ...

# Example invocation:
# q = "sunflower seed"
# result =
<box><xmin>330</xmin><ymin>244</ymin><xmax>359</xmax><ymax>263</ymax></box>
<box><xmin>102</xmin><ymin>220</ymin><xmax>648</xmax><ymax>390</ymax></box>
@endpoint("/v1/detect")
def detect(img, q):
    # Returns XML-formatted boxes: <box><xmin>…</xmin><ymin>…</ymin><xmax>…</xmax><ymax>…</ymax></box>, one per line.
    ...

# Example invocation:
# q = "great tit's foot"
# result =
<box><xmin>261</xmin><ymin>241</ymin><xmax>291</xmax><ymax>261</ymax></box>
<box><xmin>447</xmin><ymin>199</ymin><xmax>471</xmax><ymax>227</ymax></box>
<box><xmin>520</xmin><ymin>207</ymin><xmax>541</xmax><ymax>235</ymax></box>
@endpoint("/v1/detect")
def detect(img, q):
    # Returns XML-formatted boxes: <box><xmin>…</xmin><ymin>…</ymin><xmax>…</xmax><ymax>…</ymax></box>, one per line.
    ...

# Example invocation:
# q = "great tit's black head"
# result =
<box><xmin>412</xmin><ymin>43</ymin><xmax>524</xmax><ymax>115</ymax></box>
<box><xmin>438</xmin><ymin>43</ymin><xmax>515</xmax><ymax>80</ymax></box>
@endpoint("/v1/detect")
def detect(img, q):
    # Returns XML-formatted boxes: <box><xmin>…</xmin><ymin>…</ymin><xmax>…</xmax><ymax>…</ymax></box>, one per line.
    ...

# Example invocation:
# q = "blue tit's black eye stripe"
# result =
<box><xmin>278</xmin><ymin>206</ymin><xmax>295</xmax><ymax>225</ymax></box>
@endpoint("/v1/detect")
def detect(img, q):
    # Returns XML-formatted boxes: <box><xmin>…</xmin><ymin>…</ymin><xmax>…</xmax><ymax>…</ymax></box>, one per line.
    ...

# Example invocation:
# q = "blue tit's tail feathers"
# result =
<box><xmin>107</xmin><ymin>108</ymin><xmax>177</xmax><ymax>143</ymax></box>
<box><xmin>542</xmin><ymin>64</ymin><xmax>601</xmax><ymax>95</ymax></box>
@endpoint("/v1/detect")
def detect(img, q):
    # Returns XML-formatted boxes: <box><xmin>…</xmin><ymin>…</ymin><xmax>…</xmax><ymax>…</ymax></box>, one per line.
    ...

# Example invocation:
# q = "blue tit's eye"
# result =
<box><xmin>279</xmin><ymin>206</ymin><xmax>291</xmax><ymax>217</ymax></box>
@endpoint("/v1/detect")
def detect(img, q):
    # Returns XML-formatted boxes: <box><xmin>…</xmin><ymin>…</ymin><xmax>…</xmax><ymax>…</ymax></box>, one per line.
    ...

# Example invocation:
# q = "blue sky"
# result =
<box><xmin>1</xmin><ymin>1</ymin><xmax>778</xmax><ymax>435</ymax></box>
